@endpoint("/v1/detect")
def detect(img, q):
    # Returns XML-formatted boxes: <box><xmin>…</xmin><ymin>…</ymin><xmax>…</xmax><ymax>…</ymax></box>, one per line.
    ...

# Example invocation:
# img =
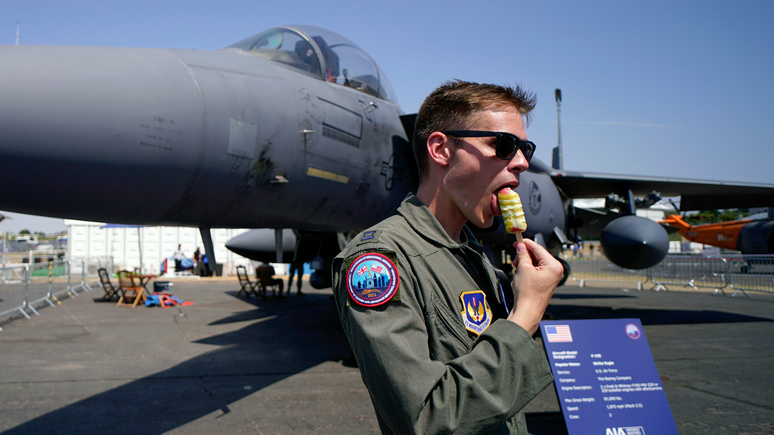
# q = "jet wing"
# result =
<box><xmin>550</xmin><ymin>170</ymin><xmax>774</xmax><ymax>211</ymax></box>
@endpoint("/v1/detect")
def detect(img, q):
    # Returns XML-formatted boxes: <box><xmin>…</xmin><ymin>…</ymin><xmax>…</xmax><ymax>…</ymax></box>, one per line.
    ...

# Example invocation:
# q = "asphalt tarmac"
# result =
<box><xmin>1</xmin><ymin>277</ymin><xmax>773</xmax><ymax>434</ymax></box>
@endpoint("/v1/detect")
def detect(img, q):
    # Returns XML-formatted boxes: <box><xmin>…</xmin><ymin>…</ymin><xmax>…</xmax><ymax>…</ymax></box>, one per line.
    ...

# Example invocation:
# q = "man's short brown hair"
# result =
<box><xmin>412</xmin><ymin>80</ymin><xmax>536</xmax><ymax>180</ymax></box>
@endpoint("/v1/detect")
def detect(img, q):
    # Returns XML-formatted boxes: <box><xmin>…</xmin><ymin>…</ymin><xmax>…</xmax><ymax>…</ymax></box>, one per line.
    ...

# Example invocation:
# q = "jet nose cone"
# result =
<box><xmin>0</xmin><ymin>45</ymin><xmax>203</xmax><ymax>221</ymax></box>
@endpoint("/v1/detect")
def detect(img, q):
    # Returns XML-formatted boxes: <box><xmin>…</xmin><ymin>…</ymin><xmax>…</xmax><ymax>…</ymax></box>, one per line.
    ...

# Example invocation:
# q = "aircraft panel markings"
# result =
<box><xmin>307</xmin><ymin>167</ymin><xmax>349</xmax><ymax>184</ymax></box>
<box><xmin>228</xmin><ymin>117</ymin><xmax>259</xmax><ymax>159</ymax></box>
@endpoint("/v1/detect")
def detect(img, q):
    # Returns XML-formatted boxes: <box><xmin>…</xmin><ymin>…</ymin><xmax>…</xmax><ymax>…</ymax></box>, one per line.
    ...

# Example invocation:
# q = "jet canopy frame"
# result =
<box><xmin>229</xmin><ymin>25</ymin><xmax>398</xmax><ymax>103</ymax></box>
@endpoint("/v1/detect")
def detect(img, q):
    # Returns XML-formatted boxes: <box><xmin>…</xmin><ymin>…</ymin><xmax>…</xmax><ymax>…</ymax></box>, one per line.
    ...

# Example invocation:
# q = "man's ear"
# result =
<box><xmin>426</xmin><ymin>132</ymin><xmax>453</xmax><ymax>167</ymax></box>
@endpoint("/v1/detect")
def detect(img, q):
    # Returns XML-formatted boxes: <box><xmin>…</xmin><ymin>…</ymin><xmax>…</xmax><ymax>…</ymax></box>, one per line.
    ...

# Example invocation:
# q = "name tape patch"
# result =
<box><xmin>357</xmin><ymin>230</ymin><xmax>382</xmax><ymax>245</ymax></box>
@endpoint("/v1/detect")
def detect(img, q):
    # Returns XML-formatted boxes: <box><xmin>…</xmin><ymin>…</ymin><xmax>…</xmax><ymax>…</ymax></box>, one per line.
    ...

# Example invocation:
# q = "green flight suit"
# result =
<box><xmin>332</xmin><ymin>194</ymin><xmax>553</xmax><ymax>434</ymax></box>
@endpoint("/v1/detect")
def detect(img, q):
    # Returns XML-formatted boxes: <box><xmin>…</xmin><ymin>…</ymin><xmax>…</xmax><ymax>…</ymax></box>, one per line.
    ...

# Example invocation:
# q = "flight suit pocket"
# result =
<box><xmin>427</xmin><ymin>292</ymin><xmax>471</xmax><ymax>361</ymax></box>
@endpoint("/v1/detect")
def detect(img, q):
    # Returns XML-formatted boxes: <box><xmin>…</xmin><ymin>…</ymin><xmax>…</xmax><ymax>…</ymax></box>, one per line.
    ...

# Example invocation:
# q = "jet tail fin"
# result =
<box><xmin>399</xmin><ymin>114</ymin><xmax>417</xmax><ymax>144</ymax></box>
<box><xmin>552</xmin><ymin>146</ymin><xmax>561</xmax><ymax>170</ymax></box>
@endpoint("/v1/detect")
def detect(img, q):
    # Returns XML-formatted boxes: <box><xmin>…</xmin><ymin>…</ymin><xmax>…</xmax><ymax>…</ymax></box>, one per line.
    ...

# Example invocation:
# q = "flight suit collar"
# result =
<box><xmin>398</xmin><ymin>194</ymin><xmax>482</xmax><ymax>253</ymax></box>
<box><xmin>399</xmin><ymin>194</ymin><xmax>506</xmax><ymax>318</ymax></box>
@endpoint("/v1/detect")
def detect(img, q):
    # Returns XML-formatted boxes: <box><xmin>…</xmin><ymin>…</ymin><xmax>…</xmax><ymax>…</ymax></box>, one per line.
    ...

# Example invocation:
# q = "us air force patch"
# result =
<box><xmin>460</xmin><ymin>291</ymin><xmax>492</xmax><ymax>335</ymax></box>
<box><xmin>346</xmin><ymin>253</ymin><xmax>399</xmax><ymax>307</ymax></box>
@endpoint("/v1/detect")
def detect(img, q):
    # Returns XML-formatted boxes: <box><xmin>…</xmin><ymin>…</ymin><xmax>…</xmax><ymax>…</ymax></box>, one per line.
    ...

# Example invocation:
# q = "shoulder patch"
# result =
<box><xmin>346</xmin><ymin>252</ymin><xmax>399</xmax><ymax>307</ymax></box>
<box><xmin>460</xmin><ymin>290</ymin><xmax>492</xmax><ymax>335</ymax></box>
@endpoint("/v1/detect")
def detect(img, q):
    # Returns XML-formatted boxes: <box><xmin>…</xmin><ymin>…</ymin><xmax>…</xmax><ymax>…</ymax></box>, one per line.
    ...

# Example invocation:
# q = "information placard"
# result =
<box><xmin>540</xmin><ymin>319</ymin><xmax>678</xmax><ymax>435</ymax></box>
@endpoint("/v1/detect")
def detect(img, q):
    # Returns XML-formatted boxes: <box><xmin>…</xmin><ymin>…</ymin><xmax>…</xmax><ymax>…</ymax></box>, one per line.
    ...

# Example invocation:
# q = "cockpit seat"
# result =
<box><xmin>294</xmin><ymin>40</ymin><xmax>320</xmax><ymax>74</ymax></box>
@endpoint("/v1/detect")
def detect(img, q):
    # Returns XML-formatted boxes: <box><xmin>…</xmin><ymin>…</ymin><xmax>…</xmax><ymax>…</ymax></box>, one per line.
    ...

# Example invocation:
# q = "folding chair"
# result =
<box><xmin>236</xmin><ymin>265</ymin><xmax>259</xmax><ymax>298</ymax></box>
<box><xmin>116</xmin><ymin>270</ymin><xmax>147</xmax><ymax>307</ymax></box>
<box><xmin>256</xmin><ymin>265</ymin><xmax>284</xmax><ymax>298</ymax></box>
<box><xmin>97</xmin><ymin>268</ymin><xmax>121</xmax><ymax>302</ymax></box>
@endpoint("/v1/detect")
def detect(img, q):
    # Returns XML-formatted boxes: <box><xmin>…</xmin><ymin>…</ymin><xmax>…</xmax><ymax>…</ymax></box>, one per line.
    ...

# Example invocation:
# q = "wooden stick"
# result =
<box><xmin>516</xmin><ymin>232</ymin><xmax>523</xmax><ymax>243</ymax></box>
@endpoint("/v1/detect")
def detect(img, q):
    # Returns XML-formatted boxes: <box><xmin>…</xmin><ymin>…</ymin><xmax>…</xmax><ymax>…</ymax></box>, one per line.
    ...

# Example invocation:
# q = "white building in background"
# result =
<box><xmin>65</xmin><ymin>220</ymin><xmax>255</xmax><ymax>276</ymax></box>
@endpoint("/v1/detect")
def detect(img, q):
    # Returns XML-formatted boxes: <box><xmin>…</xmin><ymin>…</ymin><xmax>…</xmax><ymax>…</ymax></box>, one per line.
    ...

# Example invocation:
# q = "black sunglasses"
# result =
<box><xmin>442</xmin><ymin>130</ymin><xmax>536</xmax><ymax>161</ymax></box>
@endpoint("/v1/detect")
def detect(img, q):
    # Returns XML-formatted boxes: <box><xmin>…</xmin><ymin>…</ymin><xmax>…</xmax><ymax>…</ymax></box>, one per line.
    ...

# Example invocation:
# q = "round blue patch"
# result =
<box><xmin>346</xmin><ymin>253</ymin><xmax>399</xmax><ymax>307</ymax></box>
<box><xmin>625</xmin><ymin>323</ymin><xmax>641</xmax><ymax>340</ymax></box>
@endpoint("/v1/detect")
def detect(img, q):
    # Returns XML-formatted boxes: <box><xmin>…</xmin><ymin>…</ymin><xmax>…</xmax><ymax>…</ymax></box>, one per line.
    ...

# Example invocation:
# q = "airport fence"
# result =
<box><xmin>569</xmin><ymin>254</ymin><xmax>774</xmax><ymax>296</ymax></box>
<box><xmin>0</xmin><ymin>257</ymin><xmax>113</xmax><ymax>331</ymax></box>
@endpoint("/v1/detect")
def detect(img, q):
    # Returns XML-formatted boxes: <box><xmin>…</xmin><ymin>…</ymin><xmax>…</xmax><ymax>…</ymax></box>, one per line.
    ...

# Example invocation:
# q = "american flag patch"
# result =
<box><xmin>545</xmin><ymin>325</ymin><xmax>573</xmax><ymax>343</ymax></box>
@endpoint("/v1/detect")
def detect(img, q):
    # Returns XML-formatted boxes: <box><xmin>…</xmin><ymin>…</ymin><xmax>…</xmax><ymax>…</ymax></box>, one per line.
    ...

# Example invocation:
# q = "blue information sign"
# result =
<box><xmin>540</xmin><ymin>319</ymin><xmax>678</xmax><ymax>435</ymax></box>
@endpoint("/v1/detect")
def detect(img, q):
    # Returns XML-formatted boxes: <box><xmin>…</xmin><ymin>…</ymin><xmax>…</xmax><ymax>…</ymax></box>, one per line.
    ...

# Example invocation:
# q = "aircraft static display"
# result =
<box><xmin>1</xmin><ymin>25</ymin><xmax>773</xmax><ymax>283</ymax></box>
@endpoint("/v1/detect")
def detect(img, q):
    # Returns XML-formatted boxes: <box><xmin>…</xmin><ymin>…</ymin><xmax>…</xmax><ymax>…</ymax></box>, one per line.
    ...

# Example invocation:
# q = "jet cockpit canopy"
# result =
<box><xmin>229</xmin><ymin>25</ymin><xmax>398</xmax><ymax>103</ymax></box>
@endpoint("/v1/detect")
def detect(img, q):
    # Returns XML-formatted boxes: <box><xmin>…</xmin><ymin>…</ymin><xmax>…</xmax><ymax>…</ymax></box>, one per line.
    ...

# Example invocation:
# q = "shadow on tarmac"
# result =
<box><xmin>525</xmin><ymin>412</ymin><xmax>569</xmax><ymax>435</ymax></box>
<box><xmin>3</xmin><ymin>292</ymin><xmax>353</xmax><ymax>434</ymax></box>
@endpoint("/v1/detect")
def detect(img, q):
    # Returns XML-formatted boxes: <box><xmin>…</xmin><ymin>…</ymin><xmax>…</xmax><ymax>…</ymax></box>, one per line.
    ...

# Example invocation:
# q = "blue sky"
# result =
<box><xmin>1</xmin><ymin>0</ymin><xmax>772</xmax><ymax>232</ymax></box>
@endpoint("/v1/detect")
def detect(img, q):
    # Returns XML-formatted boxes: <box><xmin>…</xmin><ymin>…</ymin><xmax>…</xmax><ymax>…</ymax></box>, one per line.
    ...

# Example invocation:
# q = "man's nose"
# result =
<box><xmin>507</xmin><ymin>149</ymin><xmax>529</xmax><ymax>173</ymax></box>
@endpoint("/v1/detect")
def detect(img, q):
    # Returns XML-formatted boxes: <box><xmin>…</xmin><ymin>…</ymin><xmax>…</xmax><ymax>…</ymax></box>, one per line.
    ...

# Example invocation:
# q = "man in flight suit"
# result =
<box><xmin>332</xmin><ymin>80</ymin><xmax>564</xmax><ymax>434</ymax></box>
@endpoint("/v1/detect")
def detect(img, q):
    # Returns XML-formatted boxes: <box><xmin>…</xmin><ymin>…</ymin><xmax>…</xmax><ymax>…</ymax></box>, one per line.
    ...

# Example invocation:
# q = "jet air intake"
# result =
<box><xmin>600</xmin><ymin>215</ymin><xmax>669</xmax><ymax>269</ymax></box>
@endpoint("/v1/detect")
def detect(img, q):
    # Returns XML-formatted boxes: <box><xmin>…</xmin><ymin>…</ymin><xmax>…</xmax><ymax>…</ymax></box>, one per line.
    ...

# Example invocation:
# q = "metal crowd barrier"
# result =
<box><xmin>569</xmin><ymin>254</ymin><xmax>774</xmax><ymax>296</ymax></box>
<box><xmin>649</xmin><ymin>256</ymin><xmax>729</xmax><ymax>294</ymax></box>
<box><xmin>726</xmin><ymin>255</ymin><xmax>774</xmax><ymax>297</ymax></box>
<box><xmin>0</xmin><ymin>257</ymin><xmax>113</xmax><ymax>331</ymax></box>
<box><xmin>568</xmin><ymin>256</ymin><xmax>649</xmax><ymax>290</ymax></box>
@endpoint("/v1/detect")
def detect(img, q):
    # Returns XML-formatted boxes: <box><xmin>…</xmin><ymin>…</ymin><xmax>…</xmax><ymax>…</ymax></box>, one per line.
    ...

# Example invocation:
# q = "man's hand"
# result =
<box><xmin>506</xmin><ymin>239</ymin><xmax>564</xmax><ymax>335</ymax></box>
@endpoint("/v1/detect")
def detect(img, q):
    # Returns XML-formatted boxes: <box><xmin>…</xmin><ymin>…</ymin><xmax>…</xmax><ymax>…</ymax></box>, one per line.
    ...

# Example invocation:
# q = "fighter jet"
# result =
<box><xmin>0</xmin><ymin>25</ymin><xmax>413</xmax><ymax>274</ymax></box>
<box><xmin>1</xmin><ymin>25</ymin><xmax>773</xmax><ymax>284</ymax></box>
